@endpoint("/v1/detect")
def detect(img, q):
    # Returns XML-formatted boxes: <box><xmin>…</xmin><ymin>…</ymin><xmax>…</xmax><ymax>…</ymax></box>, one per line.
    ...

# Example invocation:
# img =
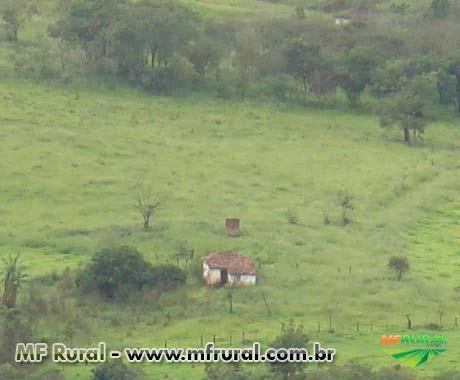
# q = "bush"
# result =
<box><xmin>436</xmin><ymin>70</ymin><xmax>457</xmax><ymax>105</ymax></box>
<box><xmin>76</xmin><ymin>246</ymin><xmax>186</xmax><ymax>299</ymax></box>
<box><xmin>140</xmin><ymin>56</ymin><xmax>197</xmax><ymax>95</ymax></box>
<box><xmin>269</xmin><ymin>319</ymin><xmax>308</xmax><ymax>379</ymax></box>
<box><xmin>76</xmin><ymin>246</ymin><xmax>148</xmax><ymax>299</ymax></box>
<box><xmin>147</xmin><ymin>265</ymin><xmax>187</xmax><ymax>291</ymax></box>
<box><xmin>268</xmin><ymin>74</ymin><xmax>298</xmax><ymax>102</ymax></box>
<box><xmin>216</xmin><ymin>69</ymin><xmax>236</xmax><ymax>99</ymax></box>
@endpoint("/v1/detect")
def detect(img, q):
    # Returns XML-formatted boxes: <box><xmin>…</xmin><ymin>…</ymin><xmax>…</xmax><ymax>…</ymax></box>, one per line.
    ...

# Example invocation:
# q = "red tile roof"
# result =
<box><xmin>201</xmin><ymin>252</ymin><xmax>256</xmax><ymax>276</ymax></box>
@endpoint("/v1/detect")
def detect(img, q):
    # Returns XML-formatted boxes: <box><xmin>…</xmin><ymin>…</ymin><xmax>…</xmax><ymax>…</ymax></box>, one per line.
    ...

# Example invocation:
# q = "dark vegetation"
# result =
<box><xmin>2</xmin><ymin>0</ymin><xmax>460</xmax><ymax>143</ymax></box>
<box><xmin>76</xmin><ymin>246</ymin><xmax>186</xmax><ymax>299</ymax></box>
<box><xmin>388</xmin><ymin>255</ymin><xmax>410</xmax><ymax>281</ymax></box>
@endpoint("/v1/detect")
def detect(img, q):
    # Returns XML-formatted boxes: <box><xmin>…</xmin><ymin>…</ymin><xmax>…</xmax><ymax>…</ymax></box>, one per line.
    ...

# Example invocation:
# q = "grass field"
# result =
<box><xmin>1</xmin><ymin>74</ymin><xmax>460</xmax><ymax>379</ymax></box>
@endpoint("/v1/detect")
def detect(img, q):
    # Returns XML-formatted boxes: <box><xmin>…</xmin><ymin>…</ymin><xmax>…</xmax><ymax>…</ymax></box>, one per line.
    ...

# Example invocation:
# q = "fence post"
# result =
<box><xmin>200</xmin><ymin>335</ymin><xmax>203</xmax><ymax>347</ymax></box>
<box><xmin>329</xmin><ymin>311</ymin><xmax>333</xmax><ymax>331</ymax></box>
<box><xmin>229</xmin><ymin>334</ymin><xmax>232</xmax><ymax>345</ymax></box>
<box><xmin>242</xmin><ymin>331</ymin><xmax>245</xmax><ymax>344</ymax></box>
<box><xmin>213</xmin><ymin>334</ymin><xmax>216</xmax><ymax>344</ymax></box>
<box><xmin>356</xmin><ymin>321</ymin><xmax>359</xmax><ymax>332</ymax></box>
<box><xmin>164</xmin><ymin>339</ymin><xmax>168</xmax><ymax>348</ymax></box>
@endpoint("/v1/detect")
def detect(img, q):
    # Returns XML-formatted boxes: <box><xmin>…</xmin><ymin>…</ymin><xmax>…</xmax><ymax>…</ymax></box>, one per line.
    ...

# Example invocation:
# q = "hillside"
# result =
<box><xmin>1</xmin><ymin>78</ymin><xmax>460</xmax><ymax>379</ymax></box>
<box><xmin>1</xmin><ymin>0</ymin><xmax>460</xmax><ymax>379</ymax></box>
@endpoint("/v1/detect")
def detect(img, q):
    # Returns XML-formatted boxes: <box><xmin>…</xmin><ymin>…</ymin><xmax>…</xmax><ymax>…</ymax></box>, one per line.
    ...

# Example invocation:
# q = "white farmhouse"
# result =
<box><xmin>201</xmin><ymin>252</ymin><xmax>256</xmax><ymax>287</ymax></box>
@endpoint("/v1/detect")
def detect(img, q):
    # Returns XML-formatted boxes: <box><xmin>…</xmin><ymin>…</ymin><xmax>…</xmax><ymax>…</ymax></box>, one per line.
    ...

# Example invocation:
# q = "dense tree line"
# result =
<box><xmin>2</xmin><ymin>0</ymin><xmax>460</xmax><ymax>142</ymax></box>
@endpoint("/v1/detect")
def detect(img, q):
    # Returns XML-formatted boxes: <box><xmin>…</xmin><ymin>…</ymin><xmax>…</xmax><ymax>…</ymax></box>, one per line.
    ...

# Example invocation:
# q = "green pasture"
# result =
<box><xmin>1</xmin><ymin>77</ymin><xmax>460</xmax><ymax>378</ymax></box>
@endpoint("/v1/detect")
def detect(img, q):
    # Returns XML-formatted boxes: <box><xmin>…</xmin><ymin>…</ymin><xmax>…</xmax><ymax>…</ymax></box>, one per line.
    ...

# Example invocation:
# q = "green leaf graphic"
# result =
<box><xmin>384</xmin><ymin>348</ymin><xmax>446</xmax><ymax>368</ymax></box>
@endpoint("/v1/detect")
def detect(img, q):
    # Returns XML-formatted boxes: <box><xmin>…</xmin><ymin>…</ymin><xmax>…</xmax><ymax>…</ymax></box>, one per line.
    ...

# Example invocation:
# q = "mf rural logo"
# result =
<box><xmin>380</xmin><ymin>334</ymin><xmax>447</xmax><ymax>368</ymax></box>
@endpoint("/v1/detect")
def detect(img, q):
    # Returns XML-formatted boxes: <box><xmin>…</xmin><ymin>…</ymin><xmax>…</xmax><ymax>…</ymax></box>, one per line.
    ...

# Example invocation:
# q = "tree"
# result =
<box><xmin>76</xmin><ymin>247</ymin><xmax>186</xmax><ymax>299</ymax></box>
<box><xmin>440</xmin><ymin>55</ymin><xmax>460</xmax><ymax>113</ymax></box>
<box><xmin>283</xmin><ymin>39</ymin><xmax>322</xmax><ymax>102</ymax></box>
<box><xmin>337</xmin><ymin>46</ymin><xmax>380</xmax><ymax>107</ymax></box>
<box><xmin>436</xmin><ymin>70</ymin><xmax>457</xmax><ymax>109</ymax></box>
<box><xmin>76</xmin><ymin>246</ymin><xmax>149</xmax><ymax>298</ymax></box>
<box><xmin>269</xmin><ymin>319</ymin><xmax>308</xmax><ymax>380</ymax></box>
<box><xmin>379</xmin><ymin>90</ymin><xmax>427</xmax><ymax>144</ymax></box>
<box><xmin>50</xmin><ymin>0</ymin><xmax>127</xmax><ymax>62</ymax></box>
<box><xmin>455</xmin><ymin>64</ymin><xmax>460</xmax><ymax>113</ymax></box>
<box><xmin>1</xmin><ymin>253</ymin><xmax>27</xmax><ymax>309</ymax></box>
<box><xmin>136</xmin><ymin>185</ymin><xmax>160</xmax><ymax>230</ymax></box>
<box><xmin>370</xmin><ymin>60</ymin><xmax>414</xmax><ymax>98</ymax></box>
<box><xmin>0</xmin><ymin>0</ymin><xmax>31</xmax><ymax>42</ymax></box>
<box><xmin>309</xmin><ymin>67</ymin><xmax>337</xmax><ymax>105</ymax></box>
<box><xmin>388</xmin><ymin>255</ymin><xmax>409</xmax><ymax>281</ymax></box>
<box><xmin>185</xmin><ymin>34</ymin><xmax>219</xmax><ymax>78</ymax></box>
<box><xmin>234</xmin><ymin>26</ymin><xmax>261</xmax><ymax>99</ymax></box>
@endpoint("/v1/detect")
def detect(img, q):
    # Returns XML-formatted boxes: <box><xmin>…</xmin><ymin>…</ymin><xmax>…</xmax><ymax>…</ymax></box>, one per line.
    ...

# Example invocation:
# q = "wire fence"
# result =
<box><xmin>141</xmin><ymin>315</ymin><xmax>457</xmax><ymax>349</ymax></box>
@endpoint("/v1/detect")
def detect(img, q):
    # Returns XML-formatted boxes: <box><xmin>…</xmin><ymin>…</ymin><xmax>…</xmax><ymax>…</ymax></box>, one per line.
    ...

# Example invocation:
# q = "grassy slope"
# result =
<box><xmin>178</xmin><ymin>0</ymin><xmax>297</xmax><ymax>20</ymax></box>
<box><xmin>1</xmin><ymin>0</ymin><xmax>460</xmax><ymax>379</ymax></box>
<box><xmin>1</xmin><ymin>77</ymin><xmax>460</xmax><ymax>379</ymax></box>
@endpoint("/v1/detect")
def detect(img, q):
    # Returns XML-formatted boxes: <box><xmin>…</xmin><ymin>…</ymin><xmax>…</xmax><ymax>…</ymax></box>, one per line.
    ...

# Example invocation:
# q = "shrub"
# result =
<box><xmin>76</xmin><ymin>246</ymin><xmax>148</xmax><ymax>299</ymax></box>
<box><xmin>146</xmin><ymin>265</ymin><xmax>186</xmax><ymax>292</ymax></box>
<box><xmin>269</xmin><ymin>319</ymin><xmax>308</xmax><ymax>379</ymax></box>
<box><xmin>268</xmin><ymin>74</ymin><xmax>298</xmax><ymax>102</ymax></box>
<box><xmin>76</xmin><ymin>246</ymin><xmax>186</xmax><ymax>299</ymax></box>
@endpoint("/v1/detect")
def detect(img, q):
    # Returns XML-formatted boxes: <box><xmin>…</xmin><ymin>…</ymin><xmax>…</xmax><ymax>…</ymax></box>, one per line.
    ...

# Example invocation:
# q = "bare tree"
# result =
<box><xmin>2</xmin><ymin>252</ymin><xmax>27</xmax><ymax>308</ymax></box>
<box><xmin>136</xmin><ymin>185</ymin><xmax>160</xmax><ymax>230</ymax></box>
